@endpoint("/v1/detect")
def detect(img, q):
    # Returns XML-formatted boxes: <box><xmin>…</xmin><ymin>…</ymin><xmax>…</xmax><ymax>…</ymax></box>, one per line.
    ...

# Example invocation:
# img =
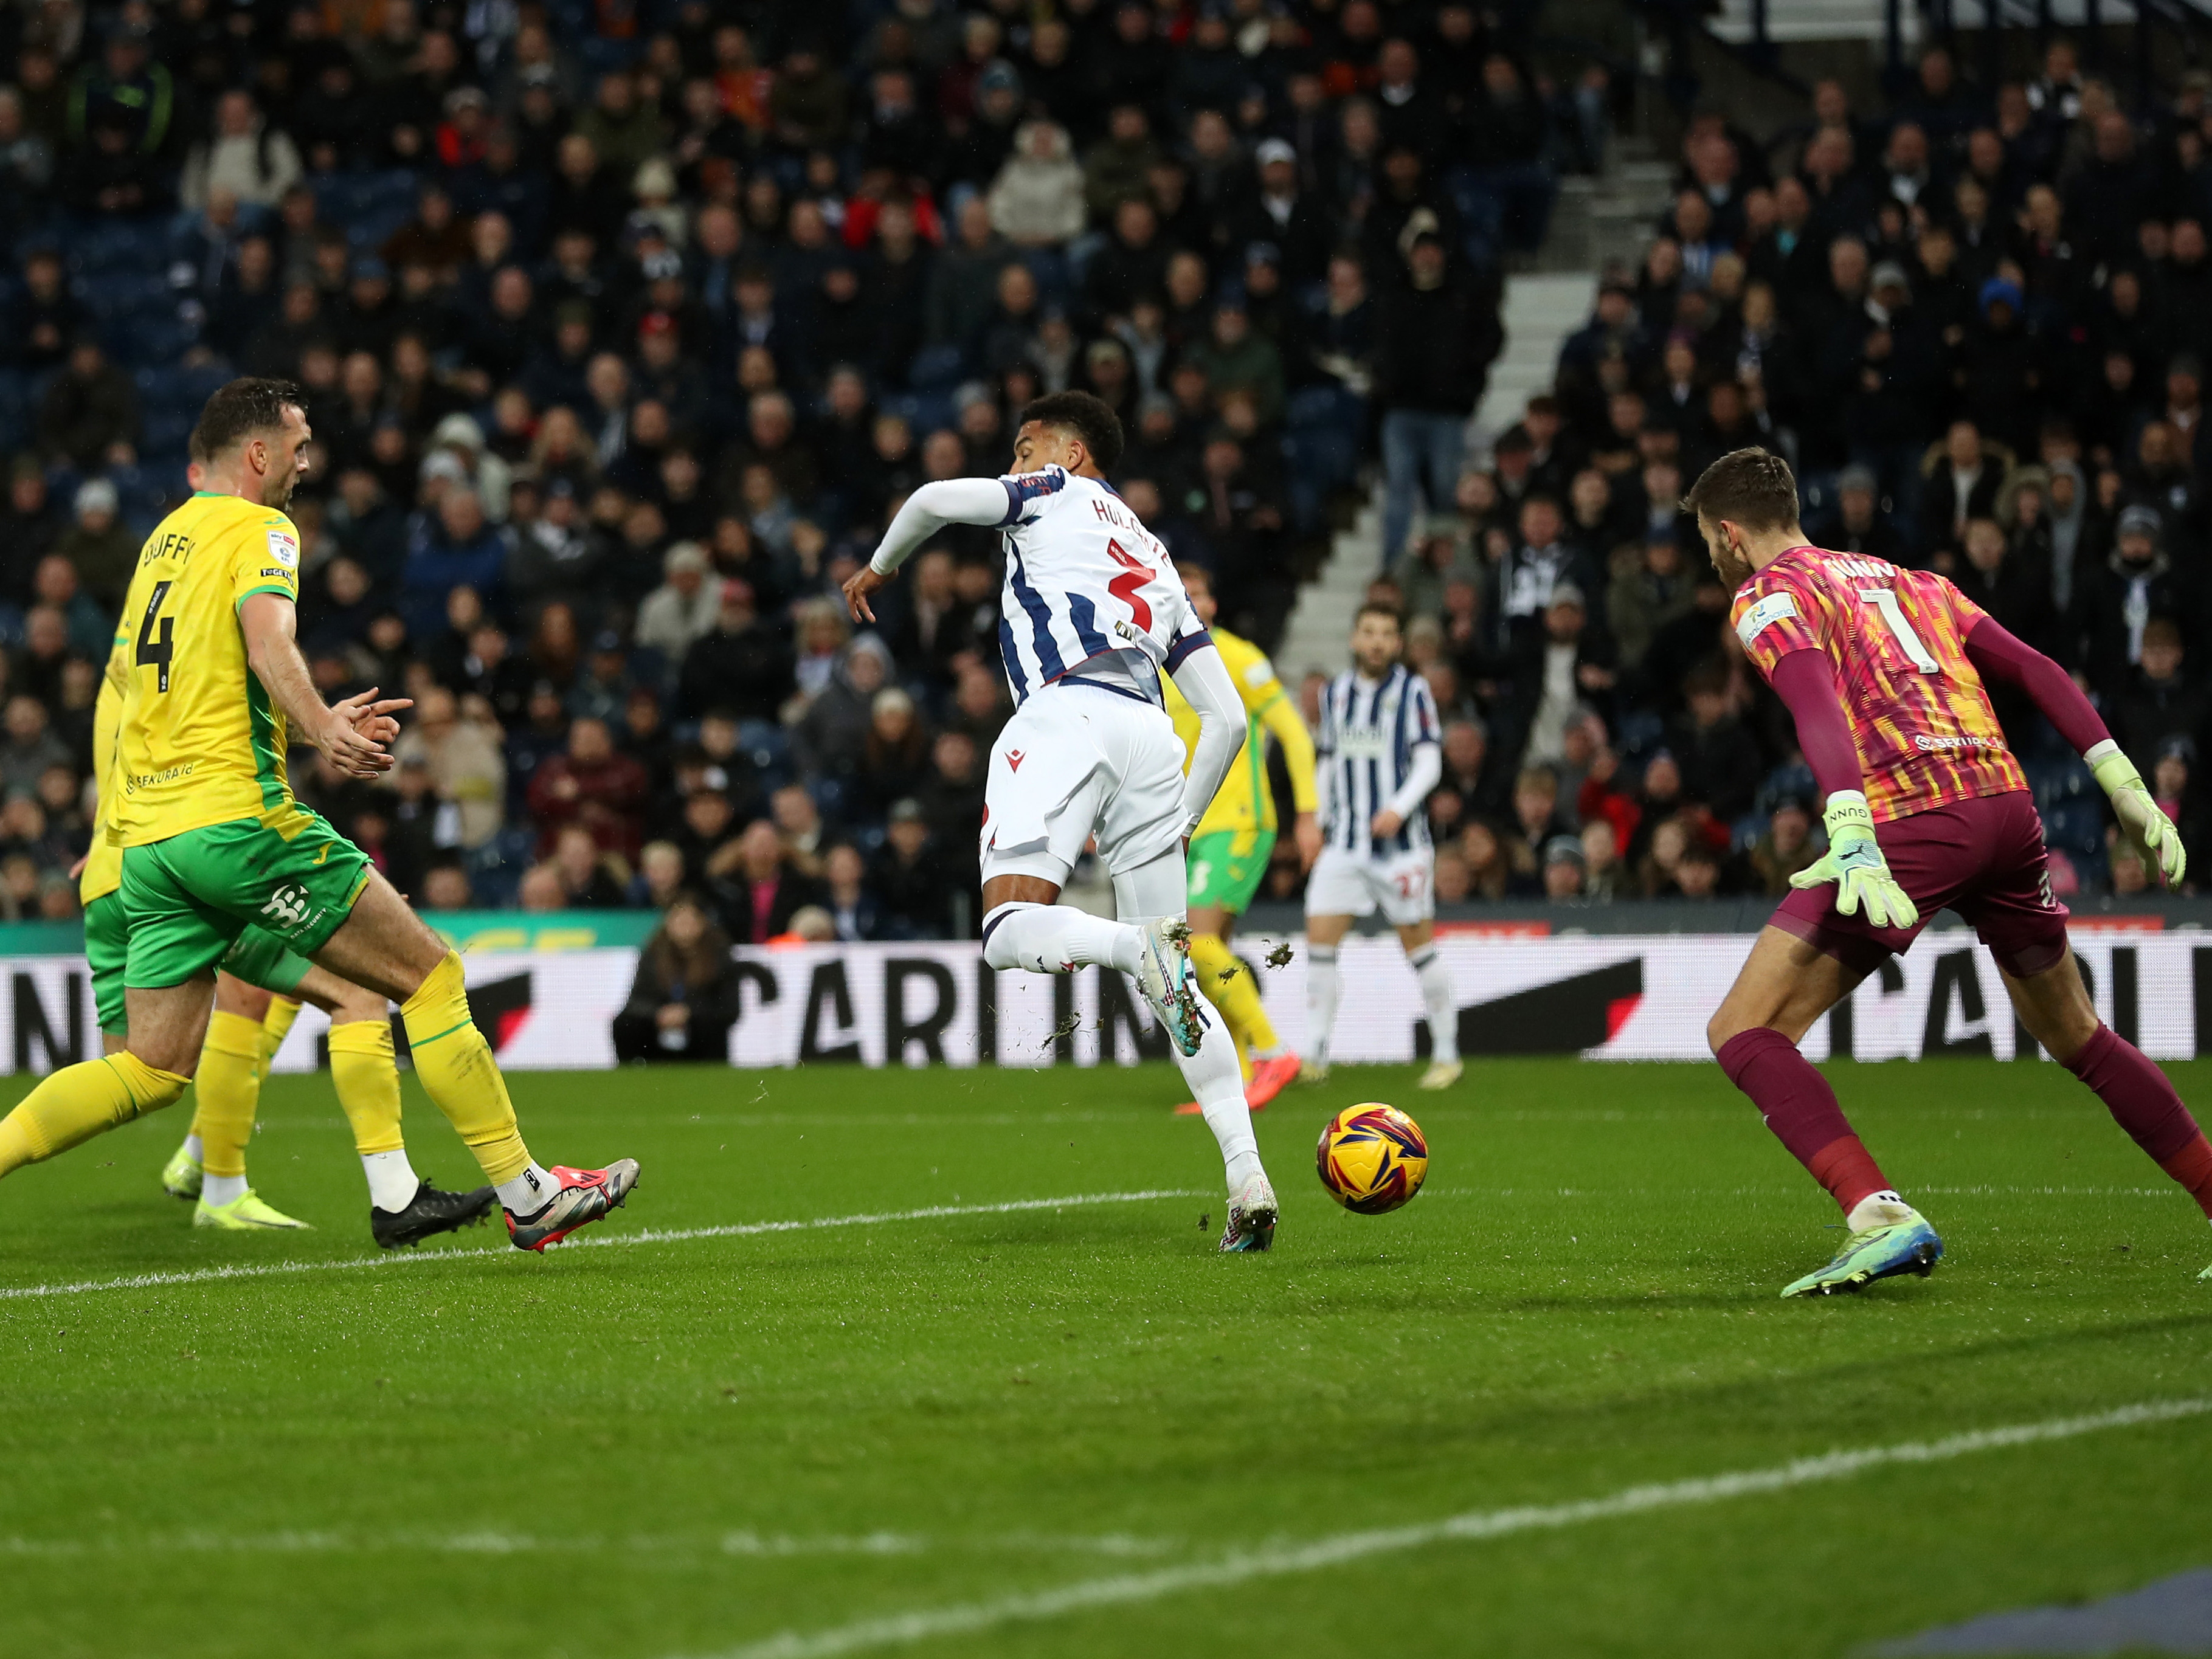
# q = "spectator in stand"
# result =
<box><xmin>53</xmin><ymin>481</ymin><xmax>139</xmax><ymax>617</ymax></box>
<box><xmin>869</xmin><ymin>799</ymin><xmax>949</xmax><ymax>939</ymax></box>
<box><xmin>0</xmin><ymin>697</ymin><xmax>70</xmax><ymax>802</ymax></box>
<box><xmin>613</xmin><ymin>894</ymin><xmax>739</xmax><ymax>1064</ymax></box>
<box><xmin>679</xmin><ymin>578</ymin><xmax>793</xmax><ymax>722</ymax></box>
<box><xmin>31</xmin><ymin>556</ymin><xmax>108</xmax><ymax>660</ymax></box>
<box><xmin>634</xmin><ymin>542</ymin><xmax>721</xmax><ymax>660</ymax></box>
<box><xmin>821</xmin><ymin>843</ymin><xmax>887</xmax><ymax>942</ymax></box>
<box><xmin>401</xmin><ymin>487</ymin><xmax>510</xmax><ymax>640</ymax></box>
<box><xmin>525</xmin><ymin>715</ymin><xmax>649</xmax><ymax>860</ymax></box>
<box><xmin>37</xmin><ymin>337</ymin><xmax>137</xmax><ymax>472</ymax></box>
<box><xmin>180</xmin><ymin>89</ymin><xmax>303</xmax><ymax>212</ymax></box>
<box><xmin>392</xmin><ymin>685</ymin><xmax>506</xmax><ymax>850</ymax></box>
<box><xmin>1374</xmin><ymin>227</ymin><xmax>1502</xmax><ymax>565</ymax></box>
<box><xmin>716</xmin><ymin>818</ymin><xmax>824</xmax><ymax>944</ymax></box>
<box><xmin>550</xmin><ymin>821</ymin><xmax>630</xmax><ymax>909</ymax></box>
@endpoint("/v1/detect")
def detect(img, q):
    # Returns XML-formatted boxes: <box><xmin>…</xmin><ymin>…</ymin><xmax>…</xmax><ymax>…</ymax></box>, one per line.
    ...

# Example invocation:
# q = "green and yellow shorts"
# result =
<box><xmin>118</xmin><ymin>810</ymin><xmax>371</xmax><ymax>998</ymax></box>
<box><xmin>87</xmin><ymin>891</ymin><xmax>317</xmax><ymax>1036</ymax></box>
<box><xmin>1186</xmin><ymin>827</ymin><xmax>1276</xmax><ymax>915</ymax></box>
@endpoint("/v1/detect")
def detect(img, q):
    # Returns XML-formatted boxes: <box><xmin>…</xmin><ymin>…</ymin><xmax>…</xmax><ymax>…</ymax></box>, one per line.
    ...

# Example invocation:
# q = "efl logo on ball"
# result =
<box><xmin>1315</xmin><ymin>1103</ymin><xmax>1428</xmax><ymax>1215</ymax></box>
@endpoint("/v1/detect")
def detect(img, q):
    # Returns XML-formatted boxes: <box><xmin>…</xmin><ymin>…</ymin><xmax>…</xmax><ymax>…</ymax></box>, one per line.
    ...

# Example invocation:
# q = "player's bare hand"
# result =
<box><xmin>1294</xmin><ymin>812</ymin><xmax>1322</xmax><ymax>870</ymax></box>
<box><xmin>1370</xmin><ymin>808</ymin><xmax>1404</xmax><ymax>840</ymax></box>
<box><xmin>320</xmin><ymin>689</ymin><xmax>402</xmax><ymax>777</ymax></box>
<box><xmin>67</xmin><ymin>853</ymin><xmax>88</xmax><ymax>881</ymax></box>
<box><xmin>334</xmin><ymin>687</ymin><xmax>411</xmax><ymax>749</ymax></box>
<box><xmin>842</xmin><ymin>564</ymin><xmax>891</xmax><ymax>623</ymax></box>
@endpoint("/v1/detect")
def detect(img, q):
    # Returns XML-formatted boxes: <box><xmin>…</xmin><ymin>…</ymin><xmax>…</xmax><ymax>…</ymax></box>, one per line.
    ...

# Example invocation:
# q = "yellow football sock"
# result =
<box><xmin>190</xmin><ymin>1010</ymin><xmax>265</xmax><ymax>1179</ymax></box>
<box><xmin>260</xmin><ymin>995</ymin><xmax>304</xmax><ymax>1067</ymax></box>
<box><xmin>328</xmin><ymin>1019</ymin><xmax>404</xmax><ymax>1156</ymax></box>
<box><xmin>0</xmin><ymin>1052</ymin><xmax>191</xmax><ymax>1176</ymax></box>
<box><xmin>1189</xmin><ymin>932</ymin><xmax>1281</xmax><ymax>1074</ymax></box>
<box><xmin>400</xmin><ymin>951</ymin><xmax>531</xmax><ymax>1184</ymax></box>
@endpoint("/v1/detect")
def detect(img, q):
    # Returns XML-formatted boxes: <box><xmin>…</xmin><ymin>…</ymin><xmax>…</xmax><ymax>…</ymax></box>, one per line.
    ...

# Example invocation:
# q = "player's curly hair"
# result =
<box><xmin>1017</xmin><ymin>390</ymin><xmax>1124</xmax><ymax>473</ymax></box>
<box><xmin>1682</xmin><ymin>446</ymin><xmax>1802</xmax><ymax>533</ymax></box>
<box><xmin>190</xmin><ymin>377</ymin><xmax>306</xmax><ymax>462</ymax></box>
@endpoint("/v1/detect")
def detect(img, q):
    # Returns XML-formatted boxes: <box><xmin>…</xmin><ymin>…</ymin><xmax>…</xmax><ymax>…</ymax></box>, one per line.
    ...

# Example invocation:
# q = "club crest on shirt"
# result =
<box><xmin>1735</xmin><ymin>592</ymin><xmax>1799</xmax><ymax>647</ymax></box>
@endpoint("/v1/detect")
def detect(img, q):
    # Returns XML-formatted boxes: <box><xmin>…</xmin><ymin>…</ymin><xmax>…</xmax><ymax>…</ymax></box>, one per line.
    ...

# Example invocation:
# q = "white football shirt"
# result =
<box><xmin>993</xmin><ymin>465</ymin><xmax>1207</xmax><ymax>705</ymax></box>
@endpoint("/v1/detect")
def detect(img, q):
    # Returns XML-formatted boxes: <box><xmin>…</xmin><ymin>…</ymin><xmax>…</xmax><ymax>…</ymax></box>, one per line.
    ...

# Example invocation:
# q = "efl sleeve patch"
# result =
<box><xmin>996</xmin><ymin>466</ymin><xmax>1068</xmax><ymax>525</ymax></box>
<box><xmin>266</xmin><ymin>528</ymin><xmax>299</xmax><ymax>568</ymax></box>
<box><xmin>1240</xmin><ymin>655</ymin><xmax>1276</xmax><ymax>689</ymax></box>
<box><xmin>1734</xmin><ymin>592</ymin><xmax>1800</xmax><ymax>649</ymax></box>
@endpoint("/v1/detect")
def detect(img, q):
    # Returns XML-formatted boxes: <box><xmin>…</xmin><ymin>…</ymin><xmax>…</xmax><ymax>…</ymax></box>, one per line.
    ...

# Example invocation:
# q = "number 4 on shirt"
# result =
<box><xmin>136</xmin><ymin>579</ymin><xmax>176</xmax><ymax>692</ymax></box>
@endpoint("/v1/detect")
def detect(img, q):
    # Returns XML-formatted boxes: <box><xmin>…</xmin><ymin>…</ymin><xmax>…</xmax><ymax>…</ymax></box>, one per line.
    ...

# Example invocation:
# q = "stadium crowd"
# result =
<box><xmin>1407</xmin><ymin>39</ymin><xmax>2212</xmax><ymax>910</ymax></box>
<box><xmin>0</xmin><ymin>0</ymin><xmax>1590</xmax><ymax>937</ymax></box>
<box><xmin>0</xmin><ymin>2</ymin><xmax>2203</xmax><ymax>944</ymax></box>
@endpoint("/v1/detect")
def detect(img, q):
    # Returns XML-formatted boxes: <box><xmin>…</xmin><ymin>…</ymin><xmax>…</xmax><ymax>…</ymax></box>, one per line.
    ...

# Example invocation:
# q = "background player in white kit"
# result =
<box><xmin>841</xmin><ymin>392</ymin><xmax>1282</xmax><ymax>1252</ymax></box>
<box><xmin>1304</xmin><ymin>604</ymin><xmax>1460</xmax><ymax>1091</ymax></box>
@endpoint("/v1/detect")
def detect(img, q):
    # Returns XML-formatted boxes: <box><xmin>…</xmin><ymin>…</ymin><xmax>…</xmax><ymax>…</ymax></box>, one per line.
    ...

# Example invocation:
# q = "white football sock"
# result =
<box><xmin>1180</xmin><ymin>1011</ymin><xmax>1265</xmax><ymax>1191</ymax></box>
<box><xmin>1845</xmin><ymin>1190</ymin><xmax>1913</xmax><ymax>1232</ymax></box>
<box><xmin>497</xmin><ymin>1161</ymin><xmax>562</xmax><ymax>1216</ymax></box>
<box><xmin>183</xmin><ymin>1132</ymin><xmax>204</xmax><ymax>1163</ymax></box>
<box><xmin>201</xmin><ymin>1172</ymin><xmax>249</xmax><ymax>1207</ymax></box>
<box><xmin>1410</xmin><ymin>945</ymin><xmax>1458</xmax><ymax>1064</ymax></box>
<box><xmin>981</xmin><ymin>902</ymin><xmax>1142</xmax><ymax>975</ymax></box>
<box><xmin>1304</xmin><ymin>945</ymin><xmax>1339</xmax><ymax>1065</ymax></box>
<box><xmin>362</xmin><ymin>1150</ymin><xmax>421</xmax><ymax>1213</ymax></box>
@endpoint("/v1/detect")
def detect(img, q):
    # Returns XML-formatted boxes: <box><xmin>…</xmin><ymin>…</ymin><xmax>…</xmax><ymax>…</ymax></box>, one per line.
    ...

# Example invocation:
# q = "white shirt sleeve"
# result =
<box><xmin>869</xmin><ymin>477</ymin><xmax>1021</xmax><ymax>575</ymax></box>
<box><xmin>1167</xmin><ymin>640</ymin><xmax>1246</xmax><ymax>837</ymax></box>
<box><xmin>1384</xmin><ymin>741</ymin><xmax>1442</xmax><ymax>822</ymax></box>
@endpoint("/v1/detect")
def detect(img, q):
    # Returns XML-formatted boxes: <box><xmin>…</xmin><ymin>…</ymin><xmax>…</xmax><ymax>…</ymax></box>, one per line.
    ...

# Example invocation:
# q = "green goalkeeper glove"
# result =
<box><xmin>1789</xmin><ymin>790</ymin><xmax>1921</xmax><ymax>929</ymax></box>
<box><xmin>2089</xmin><ymin>739</ymin><xmax>2186</xmax><ymax>888</ymax></box>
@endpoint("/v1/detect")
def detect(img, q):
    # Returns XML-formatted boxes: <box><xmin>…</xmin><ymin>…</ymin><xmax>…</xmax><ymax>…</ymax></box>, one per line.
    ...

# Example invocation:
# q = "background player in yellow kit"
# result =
<box><xmin>1164</xmin><ymin>565</ymin><xmax>1321</xmax><ymax>1112</ymax></box>
<box><xmin>4</xmin><ymin>377</ymin><xmax>636</xmax><ymax>1251</ymax></box>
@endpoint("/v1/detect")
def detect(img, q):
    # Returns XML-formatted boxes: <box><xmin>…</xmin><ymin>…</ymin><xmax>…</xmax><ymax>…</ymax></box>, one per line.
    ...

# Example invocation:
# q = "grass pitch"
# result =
<box><xmin>1</xmin><ymin>1055</ymin><xmax>2208</xmax><ymax>1659</ymax></box>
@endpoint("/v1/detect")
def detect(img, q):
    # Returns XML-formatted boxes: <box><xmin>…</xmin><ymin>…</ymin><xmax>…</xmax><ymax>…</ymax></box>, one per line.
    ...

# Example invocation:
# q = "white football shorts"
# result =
<box><xmin>981</xmin><ymin>682</ymin><xmax>1187</xmax><ymax>884</ymax></box>
<box><xmin>1304</xmin><ymin>843</ymin><xmax>1436</xmax><ymax>926</ymax></box>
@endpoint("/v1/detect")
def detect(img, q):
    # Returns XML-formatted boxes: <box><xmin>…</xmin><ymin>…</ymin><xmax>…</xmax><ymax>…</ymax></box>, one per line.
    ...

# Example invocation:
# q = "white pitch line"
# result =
<box><xmin>0</xmin><ymin>1189</ymin><xmax>1203</xmax><ymax>1303</ymax></box>
<box><xmin>0</xmin><ymin>1529</ymin><xmax>1183</xmax><ymax>1561</ymax></box>
<box><xmin>692</xmin><ymin>1398</ymin><xmax>2212</xmax><ymax>1659</ymax></box>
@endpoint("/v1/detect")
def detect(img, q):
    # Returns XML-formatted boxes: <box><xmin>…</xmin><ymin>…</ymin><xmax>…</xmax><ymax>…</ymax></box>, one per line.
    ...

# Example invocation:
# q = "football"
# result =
<box><xmin>1315</xmin><ymin>1103</ymin><xmax>1429</xmax><ymax>1215</ymax></box>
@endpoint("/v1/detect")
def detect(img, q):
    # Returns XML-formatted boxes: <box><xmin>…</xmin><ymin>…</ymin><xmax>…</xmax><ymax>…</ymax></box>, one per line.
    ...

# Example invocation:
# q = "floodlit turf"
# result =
<box><xmin>1</xmin><ymin>1056</ymin><xmax>2208</xmax><ymax>1659</ymax></box>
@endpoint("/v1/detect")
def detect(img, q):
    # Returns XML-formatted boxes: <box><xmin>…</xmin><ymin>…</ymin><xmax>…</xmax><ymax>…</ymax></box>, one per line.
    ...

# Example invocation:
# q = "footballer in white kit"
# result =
<box><xmin>1303</xmin><ymin>603</ymin><xmax>1462</xmax><ymax>1091</ymax></box>
<box><xmin>842</xmin><ymin>391</ymin><xmax>1281</xmax><ymax>1251</ymax></box>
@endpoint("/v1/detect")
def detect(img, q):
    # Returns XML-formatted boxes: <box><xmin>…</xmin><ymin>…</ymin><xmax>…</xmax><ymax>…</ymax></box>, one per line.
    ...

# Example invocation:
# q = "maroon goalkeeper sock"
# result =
<box><xmin>1717</xmin><ymin>1027</ymin><xmax>1891</xmax><ymax>1213</ymax></box>
<box><xmin>2065</xmin><ymin>1024</ymin><xmax>2212</xmax><ymax>1218</ymax></box>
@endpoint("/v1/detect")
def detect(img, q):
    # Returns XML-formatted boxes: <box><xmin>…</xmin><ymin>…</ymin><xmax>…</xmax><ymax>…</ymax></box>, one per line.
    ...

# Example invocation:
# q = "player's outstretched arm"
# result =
<box><xmin>1257</xmin><ymin>683</ymin><xmax>1324</xmax><ymax>866</ymax></box>
<box><xmin>842</xmin><ymin>477</ymin><xmax>1015</xmax><ymax>622</ymax></box>
<box><xmin>1169</xmin><ymin>640</ymin><xmax>1248</xmax><ymax>836</ymax></box>
<box><xmin>1766</xmin><ymin>649</ymin><xmax>1920</xmax><ymax>928</ymax></box>
<box><xmin>239</xmin><ymin>593</ymin><xmax>412</xmax><ymax>780</ymax></box>
<box><xmin>1962</xmin><ymin>615</ymin><xmax>2185</xmax><ymax>888</ymax></box>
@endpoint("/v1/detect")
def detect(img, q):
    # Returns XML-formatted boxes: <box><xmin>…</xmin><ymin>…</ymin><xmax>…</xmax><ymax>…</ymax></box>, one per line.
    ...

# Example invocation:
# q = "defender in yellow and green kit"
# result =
<box><xmin>8</xmin><ymin>376</ymin><xmax>636</xmax><ymax>1250</ymax></box>
<box><xmin>81</xmin><ymin>620</ymin><xmax>494</xmax><ymax>1244</ymax></box>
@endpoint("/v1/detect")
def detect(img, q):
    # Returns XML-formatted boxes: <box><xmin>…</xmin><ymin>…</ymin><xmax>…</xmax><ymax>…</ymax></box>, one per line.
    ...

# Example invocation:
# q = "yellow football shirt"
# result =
<box><xmin>112</xmin><ymin>491</ymin><xmax>303</xmax><ymax>846</ymax></box>
<box><xmin>78</xmin><ymin>632</ymin><xmax>132</xmax><ymax>905</ymax></box>
<box><xmin>1165</xmin><ymin>626</ymin><xmax>1319</xmax><ymax>836</ymax></box>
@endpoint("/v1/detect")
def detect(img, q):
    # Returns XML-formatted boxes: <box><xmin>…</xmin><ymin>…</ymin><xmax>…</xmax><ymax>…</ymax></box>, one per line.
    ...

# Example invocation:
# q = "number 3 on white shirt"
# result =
<box><xmin>1857</xmin><ymin>588</ymin><xmax>1940</xmax><ymax>672</ymax></box>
